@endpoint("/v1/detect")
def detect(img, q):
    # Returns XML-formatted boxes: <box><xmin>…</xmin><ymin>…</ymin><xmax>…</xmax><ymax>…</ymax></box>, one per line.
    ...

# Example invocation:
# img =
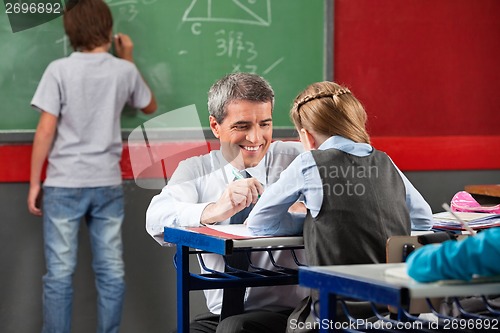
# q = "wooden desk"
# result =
<box><xmin>465</xmin><ymin>184</ymin><xmax>500</xmax><ymax>206</ymax></box>
<box><xmin>164</xmin><ymin>226</ymin><xmax>304</xmax><ymax>333</ymax></box>
<box><xmin>465</xmin><ymin>184</ymin><xmax>500</xmax><ymax>198</ymax></box>
<box><xmin>299</xmin><ymin>263</ymin><xmax>500</xmax><ymax>332</ymax></box>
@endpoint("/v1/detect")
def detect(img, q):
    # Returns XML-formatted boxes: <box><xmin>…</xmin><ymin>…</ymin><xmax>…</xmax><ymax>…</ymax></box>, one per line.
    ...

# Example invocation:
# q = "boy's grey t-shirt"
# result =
<box><xmin>31</xmin><ymin>52</ymin><xmax>151</xmax><ymax>187</ymax></box>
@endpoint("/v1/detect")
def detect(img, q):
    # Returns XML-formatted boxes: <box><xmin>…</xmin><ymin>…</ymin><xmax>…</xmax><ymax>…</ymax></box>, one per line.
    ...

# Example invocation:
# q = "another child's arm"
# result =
<box><xmin>406</xmin><ymin>228</ymin><xmax>500</xmax><ymax>282</ymax></box>
<box><xmin>28</xmin><ymin>112</ymin><xmax>57</xmax><ymax>216</ymax></box>
<box><xmin>114</xmin><ymin>33</ymin><xmax>157</xmax><ymax>114</ymax></box>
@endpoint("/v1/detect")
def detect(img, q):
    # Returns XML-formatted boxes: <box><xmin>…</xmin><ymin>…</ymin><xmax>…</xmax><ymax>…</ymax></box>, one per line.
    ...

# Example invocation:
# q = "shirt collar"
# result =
<box><xmin>318</xmin><ymin>135</ymin><xmax>373</xmax><ymax>156</ymax></box>
<box><xmin>222</xmin><ymin>155</ymin><xmax>267</xmax><ymax>186</ymax></box>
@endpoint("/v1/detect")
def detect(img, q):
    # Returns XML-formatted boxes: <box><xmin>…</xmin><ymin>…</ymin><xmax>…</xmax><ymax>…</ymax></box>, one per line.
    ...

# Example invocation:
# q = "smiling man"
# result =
<box><xmin>212</xmin><ymin>99</ymin><xmax>272</xmax><ymax>169</ymax></box>
<box><xmin>146</xmin><ymin>73</ymin><xmax>306</xmax><ymax>333</ymax></box>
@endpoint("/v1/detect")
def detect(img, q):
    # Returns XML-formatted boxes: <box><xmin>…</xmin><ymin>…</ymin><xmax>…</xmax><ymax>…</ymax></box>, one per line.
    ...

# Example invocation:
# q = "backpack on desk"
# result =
<box><xmin>451</xmin><ymin>191</ymin><xmax>500</xmax><ymax>214</ymax></box>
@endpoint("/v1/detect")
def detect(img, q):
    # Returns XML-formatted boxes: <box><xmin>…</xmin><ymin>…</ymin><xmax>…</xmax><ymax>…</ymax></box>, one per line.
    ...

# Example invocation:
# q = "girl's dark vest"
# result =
<box><xmin>304</xmin><ymin>148</ymin><xmax>411</xmax><ymax>267</ymax></box>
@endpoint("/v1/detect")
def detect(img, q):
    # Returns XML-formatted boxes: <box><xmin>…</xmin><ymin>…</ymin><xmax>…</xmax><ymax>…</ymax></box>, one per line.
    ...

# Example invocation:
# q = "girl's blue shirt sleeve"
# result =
<box><xmin>246</xmin><ymin>154</ymin><xmax>308</xmax><ymax>236</ymax></box>
<box><xmin>246</xmin><ymin>136</ymin><xmax>433</xmax><ymax>236</ymax></box>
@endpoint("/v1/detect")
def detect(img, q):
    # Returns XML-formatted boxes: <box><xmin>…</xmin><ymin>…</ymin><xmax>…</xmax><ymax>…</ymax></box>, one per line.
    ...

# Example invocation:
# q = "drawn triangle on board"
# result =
<box><xmin>182</xmin><ymin>0</ymin><xmax>271</xmax><ymax>26</ymax></box>
<box><xmin>233</xmin><ymin>0</ymin><xmax>271</xmax><ymax>26</ymax></box>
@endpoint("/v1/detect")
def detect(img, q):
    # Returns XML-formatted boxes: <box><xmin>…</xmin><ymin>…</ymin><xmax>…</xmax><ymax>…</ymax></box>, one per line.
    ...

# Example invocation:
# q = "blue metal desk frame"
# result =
<box><xmin>164</xmin><ymin>226</ymin><xmax>304</xmax><ymax>333</ymax></box>
<box><xmin>299</xmin><ymin>263</ymin><xmax>500</xmax><ymax>332</ymax></box>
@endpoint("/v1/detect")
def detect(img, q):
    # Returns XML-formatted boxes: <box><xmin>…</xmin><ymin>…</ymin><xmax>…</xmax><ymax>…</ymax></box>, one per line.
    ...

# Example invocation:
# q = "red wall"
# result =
<box><xmin>0</xmin><ymin>142</ymin><xmax>220</xmax><ymax>183</ymax></box>
<box><xmin>1</xmin><ymin>0</ymin><xmax>499</xmax><ymax>182</ymax></box>
<box><xmin>334</xmin><ymin>0</ymin><xmax>500</xmax><ymax>170</ymax></box>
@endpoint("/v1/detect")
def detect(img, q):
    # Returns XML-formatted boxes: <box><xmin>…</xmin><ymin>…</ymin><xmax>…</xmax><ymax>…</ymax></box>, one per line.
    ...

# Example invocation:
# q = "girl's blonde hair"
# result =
<box><xmin>290</xmin><ymin>81</ymin><xmax>370</xmax><ymax>144</ymax></box>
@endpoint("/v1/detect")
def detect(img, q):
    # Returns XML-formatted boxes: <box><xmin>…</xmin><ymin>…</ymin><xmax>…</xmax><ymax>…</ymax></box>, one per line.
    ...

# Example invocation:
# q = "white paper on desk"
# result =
<box><xmin>385</xmin><ymin>266</ymin><xmax>467</xmax><ymax>284</ymax></box>
<box><xmin>432</xmin><ymin>212</ymin><xmax>500</xmax><ymax>229</ymax></box>
<box><xmin>433</xmin><ymin>212</ymin><xmax>497</xmax><ymax>222</ymax></box>
<box><xmin>385</xmin><ymin>266</ymin><xmax>411</xmax><ymax>280</ymax></box>
<box><xmin>385</xmin><ymin>267</ymin><xmax>500</xmax><ymax>285</ymax></box>
<box><xmin>385</xmin><ymin>267</ymin><xmax>472</xmax><ymax>285</ymax></box>
<box><xmin>205</xmin><ymin>224</ymin><xmax>264</xmax><ymax>238</ymax></box>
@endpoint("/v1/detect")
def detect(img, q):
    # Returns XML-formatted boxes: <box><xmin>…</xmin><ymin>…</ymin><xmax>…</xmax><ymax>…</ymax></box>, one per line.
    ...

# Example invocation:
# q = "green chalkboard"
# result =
<box><xmin>0</xmin><ymin>0</ymin><xmax>325</xmax><ymax>132</ymax></box>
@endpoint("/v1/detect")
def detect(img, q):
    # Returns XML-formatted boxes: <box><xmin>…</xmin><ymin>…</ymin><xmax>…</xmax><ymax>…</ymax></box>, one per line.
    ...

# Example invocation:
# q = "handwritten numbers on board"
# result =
<box><xmin>215</xmin><ymin>29</ymin><xmax>259</xmax><ymax>73</ymax></box>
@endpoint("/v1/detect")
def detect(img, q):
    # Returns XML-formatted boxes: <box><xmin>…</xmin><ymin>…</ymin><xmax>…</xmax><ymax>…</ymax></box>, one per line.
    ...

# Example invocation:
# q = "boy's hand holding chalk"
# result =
<box><xmin>114</xmin><ymin>33</ymin><xmax>134</xmax><ymax>62</ymax></box>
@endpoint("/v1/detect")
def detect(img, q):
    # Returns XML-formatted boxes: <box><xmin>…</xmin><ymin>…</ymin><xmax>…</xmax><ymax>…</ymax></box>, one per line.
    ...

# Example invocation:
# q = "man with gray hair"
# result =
<box><xmin>147</xmin><ymin>73</ymin><xmax>306</xmax><ymax>332</ymax></box>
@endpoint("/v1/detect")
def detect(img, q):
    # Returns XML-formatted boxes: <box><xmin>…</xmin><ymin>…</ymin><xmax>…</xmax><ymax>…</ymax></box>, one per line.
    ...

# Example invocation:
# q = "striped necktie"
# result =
<box><xmin>222</xmin><ymin>171</ymin><xmax>252</xmax><ymax>318</ymax></box>
<box><xmin>229</xmin><ymin>170</ymin><xmax>254</xmax><ymax>224</ymax></box>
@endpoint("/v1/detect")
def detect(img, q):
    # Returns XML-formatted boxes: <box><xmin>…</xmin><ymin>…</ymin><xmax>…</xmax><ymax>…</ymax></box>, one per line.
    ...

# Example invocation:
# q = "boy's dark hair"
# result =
<box><xmin>64</xmin><ymin>0</ymin><xmax>113</xmax><ymax>51</ymax></box>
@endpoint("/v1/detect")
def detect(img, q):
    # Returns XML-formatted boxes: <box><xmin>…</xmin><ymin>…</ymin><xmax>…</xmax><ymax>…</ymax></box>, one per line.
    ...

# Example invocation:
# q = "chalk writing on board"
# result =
<box><xmin>214</xmin><ymin>29</ymin><xmax>284</xmax><ymax>74</ymax></box>
<box><xmin>215</xmin><ymin>30</ymin><xmax>257</xmax><ymax>62</ymax></box>
<box><xmin>55</xmin><ymin>0</ymin><xmax>158</xmax><ymax>56</ymax></box>
<box><xmin>262</xmin><ymin>57</ymin><xmax>284</xmax><ymax>74</ymax></box>
<box><xmin>183</xmin><ymin>0</ymin><xmax>272</xmax><ymax>26</ymax></box>
<box><xmin>179</xmin><ymin>1</ymin><xmax>283</xmax><ymax>75</ymax></box>
<box><xmin>55</xmin><ymin>36</ymin><xmax>69</xmax><ymax>57</ymax></box>
<box><xmin>106</xmin><ymin>0</ymin><xmax>159</xmax><ymax>23</ymax></box>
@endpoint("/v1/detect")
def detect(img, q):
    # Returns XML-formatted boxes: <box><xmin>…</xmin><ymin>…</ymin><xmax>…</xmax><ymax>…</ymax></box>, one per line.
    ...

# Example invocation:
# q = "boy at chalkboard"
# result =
<box><xmin>27</xmin><ymin>0</ymin><xmax>156</xmax><ymax>332</ymax></box>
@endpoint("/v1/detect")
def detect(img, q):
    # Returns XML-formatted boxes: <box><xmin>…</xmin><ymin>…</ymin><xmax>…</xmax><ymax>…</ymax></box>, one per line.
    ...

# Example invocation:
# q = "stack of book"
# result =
<box><xmin>432</xmin><ymin>212</ymin><xmax>500</xmax><ymax>231</ymax></box>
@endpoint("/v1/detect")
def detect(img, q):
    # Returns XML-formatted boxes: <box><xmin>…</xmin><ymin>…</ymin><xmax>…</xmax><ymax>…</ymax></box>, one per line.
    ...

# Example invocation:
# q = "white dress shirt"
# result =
<box><xmin>146</xmin><ymin>141</ymin><xmax>308</xmax><ymax>314</ymax></box>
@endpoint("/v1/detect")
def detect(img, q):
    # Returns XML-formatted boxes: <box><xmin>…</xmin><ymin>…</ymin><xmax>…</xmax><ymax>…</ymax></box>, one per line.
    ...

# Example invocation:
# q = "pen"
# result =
<box><xmin>232</xmin><ymin>169</ymin><xmax>244</xmax><ymax>181</ymax></box>
<box><xmin>441</xmin><ymin>203</ymin><xmax>477</xmax><ymax>235</ymax></box>
<box><xmin>232</xmin><ymin>169</ymin><xmax>261</xmax><ymax>199</ymax></box>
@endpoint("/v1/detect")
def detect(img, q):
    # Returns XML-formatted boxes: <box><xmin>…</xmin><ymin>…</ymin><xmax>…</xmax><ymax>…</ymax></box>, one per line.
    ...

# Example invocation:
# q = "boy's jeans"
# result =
<box><xmin>42</xmin><ymin>186</ymin><xmax>125</xmax><ymax>333</ymax></box>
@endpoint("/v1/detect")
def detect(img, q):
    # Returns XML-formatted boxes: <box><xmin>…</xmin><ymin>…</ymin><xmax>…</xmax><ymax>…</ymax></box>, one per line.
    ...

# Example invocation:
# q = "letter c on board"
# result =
<box><xmin>191</xmin><ymin>23</ymin><xmax>201</xmax><ymax>35</ymax></box>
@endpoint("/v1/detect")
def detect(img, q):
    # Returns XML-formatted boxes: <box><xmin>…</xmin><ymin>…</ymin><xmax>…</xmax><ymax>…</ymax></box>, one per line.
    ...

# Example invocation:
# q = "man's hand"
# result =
<box><xmin>201</xmin><ymin>178</ymin><xmax>263</xmax><ymax>225</ymax></box>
